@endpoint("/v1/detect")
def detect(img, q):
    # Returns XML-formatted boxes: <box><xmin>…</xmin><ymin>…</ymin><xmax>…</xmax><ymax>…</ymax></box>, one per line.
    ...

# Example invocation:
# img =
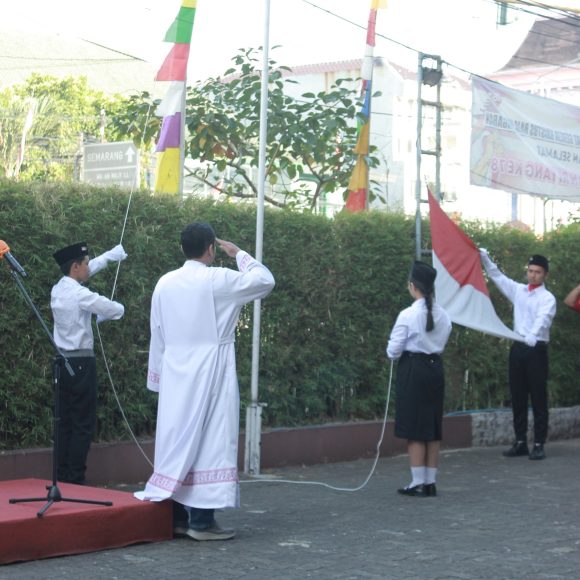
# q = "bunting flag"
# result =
<box><xmin>155</xmin><ymin>44</ymin><xmax>191</xmax><ymax>82</ymax></box>
<box><xmin>154</xmin><ymin>0</ymin><xmax>197</xmax><ymax>194</ymax></box>
<box><xmin>345</xmin><ymin>0</ymin><xmax>387</xmax><ymax>212</ymax></box>
<box><xmin>428</xmin><ymin>190</ymin><xmax>523</xmax><ymax>342</ymax></box>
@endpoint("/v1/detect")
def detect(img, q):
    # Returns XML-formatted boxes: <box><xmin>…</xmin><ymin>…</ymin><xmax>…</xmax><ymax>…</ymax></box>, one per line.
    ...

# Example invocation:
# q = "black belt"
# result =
<box><xmin>402</xmin><ymin>351</ymin><xmax>441</xmax><ymax>362</ymax></box>
<box><xmin>514</xmin><ymin>341</ymin><xmax>547</xmax><ymax>348</ymax></box>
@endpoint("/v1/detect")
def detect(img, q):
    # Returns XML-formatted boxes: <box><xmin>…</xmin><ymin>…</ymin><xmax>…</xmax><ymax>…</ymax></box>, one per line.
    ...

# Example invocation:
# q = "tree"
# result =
<box><xmin>111</xmin><ymin>49</ymin><xmax>381</xmax><ymax>211</ymax></box>
<box><xmin>0</xmin><ymin>74</ymin><xmax>125</xmax><ymax>181</ymax></box>
<box><xmin>0</xmin><ymin>89</ymin><xmax>36</xmax><ymax>179</ymax></box>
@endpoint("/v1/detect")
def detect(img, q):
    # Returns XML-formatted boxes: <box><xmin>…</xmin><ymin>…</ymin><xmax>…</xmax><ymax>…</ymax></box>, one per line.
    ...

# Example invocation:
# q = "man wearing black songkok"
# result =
<box><xmin>51</xmin><ymin>241</ymin><xmax>127</xmax><ymax>484</ymax></box>
<box><xmin>479</xmin><ymin>251</ymin><xmax>556</xmax><ymax>460</ymax></box>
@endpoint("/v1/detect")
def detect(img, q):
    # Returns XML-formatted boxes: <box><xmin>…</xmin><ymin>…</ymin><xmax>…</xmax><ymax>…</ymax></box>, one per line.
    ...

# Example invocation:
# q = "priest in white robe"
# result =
<box><xmin>134</xmin><ymin>222</ymin><xmax>275</xmax><ymax>541</ymax></box>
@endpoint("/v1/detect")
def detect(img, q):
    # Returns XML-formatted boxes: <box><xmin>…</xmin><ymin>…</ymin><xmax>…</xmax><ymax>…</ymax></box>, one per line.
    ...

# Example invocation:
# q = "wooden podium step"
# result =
<box><xmin>0</xmin><ymin>478</ymin><xmax>171</xmax><ymax>565</ymax></box>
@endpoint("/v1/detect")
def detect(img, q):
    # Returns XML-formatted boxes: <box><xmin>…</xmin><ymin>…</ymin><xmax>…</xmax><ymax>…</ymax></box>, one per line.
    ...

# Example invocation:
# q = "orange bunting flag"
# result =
<box><xmin>344</xmin><ymin>0</ymin><xmax>386</xmax><ymax>212</ymax></box>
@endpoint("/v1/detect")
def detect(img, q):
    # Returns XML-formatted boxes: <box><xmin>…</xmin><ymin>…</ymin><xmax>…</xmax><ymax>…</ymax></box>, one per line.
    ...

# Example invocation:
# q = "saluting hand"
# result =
<box><xmin>216</xmin><ymin>238</ymin><xmax>241</xmax><ymax>258</ymax></box>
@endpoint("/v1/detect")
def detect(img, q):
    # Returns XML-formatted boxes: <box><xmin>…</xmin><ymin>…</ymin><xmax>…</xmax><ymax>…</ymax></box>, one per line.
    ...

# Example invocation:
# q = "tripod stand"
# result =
<box><xmin>4</xmin><ymin>265</ymin><xmax>112</xmax><ymax>517</ymax></box>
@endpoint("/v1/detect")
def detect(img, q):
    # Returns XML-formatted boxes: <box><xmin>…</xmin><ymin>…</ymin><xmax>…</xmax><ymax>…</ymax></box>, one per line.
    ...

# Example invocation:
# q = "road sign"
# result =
<box><xmin>82</xmin><ymin>142</ymin><xmax>140</xmax><ymax>189</ymax></box>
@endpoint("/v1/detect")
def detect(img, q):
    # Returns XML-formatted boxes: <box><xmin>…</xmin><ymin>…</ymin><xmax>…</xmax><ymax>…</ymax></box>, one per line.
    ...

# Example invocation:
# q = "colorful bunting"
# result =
<box><xmin>164</xmin><ymin>1</ymin><xmax>197</xmax><ymax>43</ymax></box>
<box><xmin>345</xmin><ymin>1</ymin><xmax>386</xmax><ymax>212</ymax></box>
<box><xmin>155</xmin><ymin>44</ymin><xmax>192</xmax><ymax>82</ymax></box>
<box><xmin>154</xmin><ymin>0</ymin><xmax>197</xmax><ymax>195</ymax></box>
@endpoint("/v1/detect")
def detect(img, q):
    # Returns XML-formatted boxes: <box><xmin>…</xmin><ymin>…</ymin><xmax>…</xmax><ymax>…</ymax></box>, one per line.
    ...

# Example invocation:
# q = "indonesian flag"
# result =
<box><xmin>428</xmin><ymin>190</ymin><xmax>523</xmax><ymax>342</ymax></box>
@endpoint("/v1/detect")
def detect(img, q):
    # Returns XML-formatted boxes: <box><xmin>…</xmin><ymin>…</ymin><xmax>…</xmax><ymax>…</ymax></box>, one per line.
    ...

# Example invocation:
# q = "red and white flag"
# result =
<box><xmin>428</xmin><ymin>190</ymin><xmax>522</xmax><ymax>342</ymax></box>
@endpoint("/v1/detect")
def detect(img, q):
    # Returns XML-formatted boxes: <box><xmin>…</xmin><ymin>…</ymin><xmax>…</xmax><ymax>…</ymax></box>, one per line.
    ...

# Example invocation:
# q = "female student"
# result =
<box><xmin>386</xmin><ymin>261</ymin><xmax>452</xmax><ymax>497</ymax></box>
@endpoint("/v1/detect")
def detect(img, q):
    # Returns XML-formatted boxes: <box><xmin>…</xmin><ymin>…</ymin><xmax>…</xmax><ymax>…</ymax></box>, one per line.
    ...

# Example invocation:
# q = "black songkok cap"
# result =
<box><xmin>53</xmin><ymin>242</ymin><xmax>88</xmax><ymax>266</ymax></box>
<box><xmin>528</xmin><ymin>254</ymin><xmax>549</xmax><ymax>273</ymax></box>
<box><xmin>410</xmin><ymin>260</ymin><xmax>437</xmax><ymax>292</ymax></box>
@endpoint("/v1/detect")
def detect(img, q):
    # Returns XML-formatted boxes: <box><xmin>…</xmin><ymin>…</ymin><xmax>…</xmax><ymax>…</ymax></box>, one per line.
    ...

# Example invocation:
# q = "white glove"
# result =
<box><xmin>524</xmin><ymin>334</ymin><xmax>537</xmax><ymax>347</ymax></box>
<box><xmin>479</xmin><ymin>247</ymin><xmax>494</xmax><ymax>271</ymax></box>
<box><xmin>105</xmin><ymin>244</ymin><xmax>128</xmax><ymax>262</ymax></box>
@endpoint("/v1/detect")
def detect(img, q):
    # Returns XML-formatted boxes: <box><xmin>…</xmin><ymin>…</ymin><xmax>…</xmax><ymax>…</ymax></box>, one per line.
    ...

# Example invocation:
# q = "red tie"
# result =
<box><xmin>528</xmin><ymin>284</ymin><xmax>541</xmax><ymax>292</ymax></box>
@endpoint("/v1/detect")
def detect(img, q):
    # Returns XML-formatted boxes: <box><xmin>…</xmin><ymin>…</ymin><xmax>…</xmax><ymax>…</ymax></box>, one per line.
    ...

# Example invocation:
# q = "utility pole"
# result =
<box><xmin>415</xmin><ymin>53</ymin><xmax>443</xmax><ymax>260</ymax></box>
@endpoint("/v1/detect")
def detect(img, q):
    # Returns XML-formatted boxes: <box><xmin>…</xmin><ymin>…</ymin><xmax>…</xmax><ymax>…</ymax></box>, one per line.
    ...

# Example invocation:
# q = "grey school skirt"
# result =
<box><xmin>394</xmin><ymin>351</ymin><xmax>445</xmax><ymax>441</ymax></box>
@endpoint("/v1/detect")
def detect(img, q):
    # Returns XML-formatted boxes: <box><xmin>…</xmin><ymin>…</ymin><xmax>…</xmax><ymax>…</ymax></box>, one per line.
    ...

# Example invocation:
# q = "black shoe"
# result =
<box><xmin>424</xmin><ymin>483</ymin><xmax>437</xmax><ymax>497</ymax></box>
<box><xmin>529</xmin><ymin>443</ymin><xmax>545</xmax><ymax>460</ymax></box>
<box><xmin>503</xmin><ymin>441</ymin><xmax>529</xmax><ymax>457</ymax></box>
<box><xmin>397</xmin><ymin>484</ymin><xmax>426</xmax><ymax>497</ymax></box>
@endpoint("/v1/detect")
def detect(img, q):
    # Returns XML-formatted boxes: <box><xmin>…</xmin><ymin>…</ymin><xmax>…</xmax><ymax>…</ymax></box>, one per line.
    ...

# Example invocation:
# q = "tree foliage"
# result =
<box><xmin>110</xmin><ymin>48</ymin><xmax>381</xmax><ymax>211</ymax></box>
<box><xmin>0</xmin><ymin>74</ymin><xmax>125</xmax><ymax>181</ymax></box>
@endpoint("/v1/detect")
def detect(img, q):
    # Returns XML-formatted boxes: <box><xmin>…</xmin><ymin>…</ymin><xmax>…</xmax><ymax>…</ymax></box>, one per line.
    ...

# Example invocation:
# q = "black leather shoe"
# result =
<box><xmin>503</xmin><ymin>441</ymin><xmax>529</xmax><ymax>457</ymax></box>
<box><xmin>397</xmin><ymin>484</ymin><xmax>426</xmax><ymax>497</ymax></box>
<box><xmin>424</xmin><ymin>483</ymin><xmax>437</xmax><ymax>497</ymax></box>
<box><xmin>529</xmin><ymin>443</ymin><xmax>545</xmax><ymax>460</ymax></box>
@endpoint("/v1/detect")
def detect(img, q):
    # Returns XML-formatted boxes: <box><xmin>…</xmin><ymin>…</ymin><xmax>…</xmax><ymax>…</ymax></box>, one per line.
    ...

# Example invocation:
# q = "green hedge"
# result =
<box><xmin>0</xmin><ymin>182</ymin><xmax>578</xmax><ymax>449</ymax></box>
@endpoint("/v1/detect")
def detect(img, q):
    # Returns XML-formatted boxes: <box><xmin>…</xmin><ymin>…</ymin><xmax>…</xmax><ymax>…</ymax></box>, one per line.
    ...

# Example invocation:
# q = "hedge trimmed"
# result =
<box><xmin>0</xmin><ymin>182</ymin><xmax>578</xmax><ymax>449</ymax></box>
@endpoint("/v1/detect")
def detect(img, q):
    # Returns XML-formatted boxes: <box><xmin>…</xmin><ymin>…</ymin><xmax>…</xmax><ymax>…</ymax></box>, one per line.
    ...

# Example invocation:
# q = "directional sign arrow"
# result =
<box><xmin>125</xmin><ymin>147</ymin><xmax>136</xmax><ymax>164</ymax></box>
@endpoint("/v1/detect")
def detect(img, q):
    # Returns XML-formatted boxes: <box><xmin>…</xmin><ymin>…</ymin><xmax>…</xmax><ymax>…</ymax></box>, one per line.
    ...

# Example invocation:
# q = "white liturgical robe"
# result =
<box><xmin>134</xmin><ymin>251</ymin><xmax>274</xmax><ymax>509</ymax></box>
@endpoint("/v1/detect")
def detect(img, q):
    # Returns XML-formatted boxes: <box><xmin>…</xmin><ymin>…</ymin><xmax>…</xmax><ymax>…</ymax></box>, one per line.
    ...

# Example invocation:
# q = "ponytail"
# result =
<box><xmin>425</xmin><ymin>291</ymin><xmax>435</xmax><ymax>332</ymax></box>
<box><xmin>409</xmin><ymin>260</ymin><xmax>437</xmax><ymax>331</ymax></box>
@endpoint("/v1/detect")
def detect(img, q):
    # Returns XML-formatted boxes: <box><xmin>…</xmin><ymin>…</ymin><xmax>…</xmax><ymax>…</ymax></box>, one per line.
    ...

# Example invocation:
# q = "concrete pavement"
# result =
<box><xmin>1</xmin><ymin>439</ymin><xmax>579</xmax><ymax>579</ymax></box>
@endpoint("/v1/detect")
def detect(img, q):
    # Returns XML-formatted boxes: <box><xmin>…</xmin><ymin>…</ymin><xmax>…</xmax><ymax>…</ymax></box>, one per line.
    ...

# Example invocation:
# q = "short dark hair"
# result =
<box><xmin>528</xmin><ymin>254</ymin><xmax>549</xmax><ymax>273</ymax></box>
<box><xmin>180</xmin><ymin>222</ymin><xmax>216</xmax><ymax>259</ymax></box>
<box><xmin>60</xmin><ymin>256</ymin><xmax>86</xmax><ymax>276</ymax></box>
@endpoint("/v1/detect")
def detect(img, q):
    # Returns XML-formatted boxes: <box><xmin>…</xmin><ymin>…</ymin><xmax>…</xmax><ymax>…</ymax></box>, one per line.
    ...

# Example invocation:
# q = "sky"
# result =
<box><xmin>3</xmin><ymin>0</ymin><xmax>540</xmax><ymax>81</ymax></box>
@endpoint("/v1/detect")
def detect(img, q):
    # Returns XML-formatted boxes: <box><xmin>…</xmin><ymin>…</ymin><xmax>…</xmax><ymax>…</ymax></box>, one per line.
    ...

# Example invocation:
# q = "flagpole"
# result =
<box><xmin>245</xmin><ymin>0</ymin><xmax>270</xmax><ymax>476</ymax></box>
<box><xmin>415</xmin><ymin>53</ymin><xmax>423</xmax><ymax>260</ymax></box>
<box><xmin>179</xmin><ymin>83</ymin><xmax>186</xmax><ymax>196</ymax></box>
<box><xmin>365</xmin><ymin>77</ymin><xmax>372</xmax><ymax>211</ymax></box>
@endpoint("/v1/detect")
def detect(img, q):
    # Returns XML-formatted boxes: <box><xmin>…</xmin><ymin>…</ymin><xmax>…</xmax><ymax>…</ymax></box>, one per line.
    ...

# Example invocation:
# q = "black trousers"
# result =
<box><xmin>508</xmin><ymin>342</ymin><xmax>549</xmax><ymax>444</ymax></box>
<box><xmin>57</xmin><ymin>356</ymin><xmax>97</xmax><ymax>484</ymax></box>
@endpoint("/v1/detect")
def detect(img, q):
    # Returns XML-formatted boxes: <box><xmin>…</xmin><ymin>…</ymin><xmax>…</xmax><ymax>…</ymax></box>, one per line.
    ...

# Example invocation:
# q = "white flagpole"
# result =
<box><xmin>178</xmin><ymin>80</ymin><xmax>186</xmax><ymax>196</ymax></box>
<box><xmin>245</xmin><ymin>0</ymin><xmax>270</xmax><ymax>476</ymax></box>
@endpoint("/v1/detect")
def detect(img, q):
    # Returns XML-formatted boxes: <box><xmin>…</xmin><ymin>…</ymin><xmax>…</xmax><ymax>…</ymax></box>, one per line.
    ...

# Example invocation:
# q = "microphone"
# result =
<box><xmin>0</xmin><ymin>240</ymin><xmax>28</xmax><ymax>277</ymax></box>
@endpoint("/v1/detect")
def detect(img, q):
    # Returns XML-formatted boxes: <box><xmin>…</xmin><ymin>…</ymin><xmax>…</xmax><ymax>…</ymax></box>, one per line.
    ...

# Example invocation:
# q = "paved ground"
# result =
<box><xmin>1</xmin><ymin>439</ymin><xmax>579</xmax><ymax>580</ymax></box>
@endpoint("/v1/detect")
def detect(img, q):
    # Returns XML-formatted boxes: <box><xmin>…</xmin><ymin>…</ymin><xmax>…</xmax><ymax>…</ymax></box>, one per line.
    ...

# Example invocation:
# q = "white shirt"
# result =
<box><xmin>51</xmin><ymin>258</ymin><xmax>124</xmax><ymax>351</ymax></box>
<box><xmin>482</xmin><ymin>256</ymin><xmax>556</xmax><ymax>342</ymax></box>
<box><xmin>387</xmin><ymin>298</ymin><xmax>452</xmax><ymax>360</ymax></box>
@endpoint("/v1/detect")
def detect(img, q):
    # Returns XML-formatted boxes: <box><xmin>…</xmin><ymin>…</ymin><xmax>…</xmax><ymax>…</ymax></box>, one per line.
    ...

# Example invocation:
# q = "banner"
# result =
<box><xmin>470</xmin><ymin>77</ymin><xmax>580</xmax><ymax>203</ymax></box>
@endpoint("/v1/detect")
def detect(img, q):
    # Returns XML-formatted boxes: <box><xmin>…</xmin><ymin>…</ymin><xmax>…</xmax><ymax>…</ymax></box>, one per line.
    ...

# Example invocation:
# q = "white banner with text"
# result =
<box><xmin>470</xmin><ymin>77</ymin><xmax>580</xmax><ymax>202</ymax></box>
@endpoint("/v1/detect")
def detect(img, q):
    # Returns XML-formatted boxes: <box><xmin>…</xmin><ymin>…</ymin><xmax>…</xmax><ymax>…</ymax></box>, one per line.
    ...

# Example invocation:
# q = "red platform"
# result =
<box><xmin>0</xmin><ymin>478</ymin><xmax>172</xmax><ymax>565</ymax></box>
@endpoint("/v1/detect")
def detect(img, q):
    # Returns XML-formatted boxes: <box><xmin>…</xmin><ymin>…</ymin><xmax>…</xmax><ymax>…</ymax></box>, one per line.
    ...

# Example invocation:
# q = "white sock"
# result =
<box><xmin>409</xmin><ymin>466</ymin><xmax>426</xmax><ymax>487</ymax></box>
<box><xmin>425</xmin><ymin>467</ymin><xmax>438</xmax><ymax>485</ymax></box>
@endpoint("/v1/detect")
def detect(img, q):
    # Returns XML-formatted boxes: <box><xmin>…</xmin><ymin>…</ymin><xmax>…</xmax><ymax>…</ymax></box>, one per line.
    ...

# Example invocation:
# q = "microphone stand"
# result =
<box><xmin>4</xmin><ymin>265</ymin><xmax>112</xmax><ymax>517</ymax></box>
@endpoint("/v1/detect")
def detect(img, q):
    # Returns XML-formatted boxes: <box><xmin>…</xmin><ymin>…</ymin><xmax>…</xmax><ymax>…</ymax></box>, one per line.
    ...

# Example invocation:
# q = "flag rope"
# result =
<box><xmin>95</xmin><ymin>102</ymin><xmax>156</xmax><ymax>469</ymax></box>
<box><xmin>94</xmin><ymin>0</ymin><xmax>199</xmax><ymax>467</ymax></box>
<box><xmin>241</xmin><ymin>360</ymin><xmax>394</xmax><ymax>492</ymax></box>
